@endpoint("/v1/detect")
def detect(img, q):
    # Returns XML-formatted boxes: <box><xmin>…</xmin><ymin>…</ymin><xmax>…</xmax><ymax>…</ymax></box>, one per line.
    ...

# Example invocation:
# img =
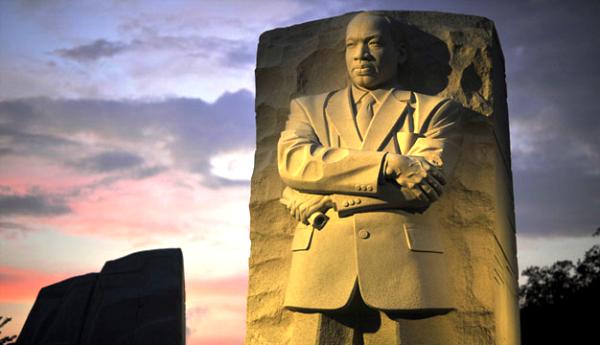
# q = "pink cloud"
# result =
<box><xmin>23</xmin><ymin>169</ymin><xmax>249</xmax><ymax>242</ymax></box>
<box><xmin>185</xmin><ymin>273</ymin><xmax>248</xmax><ymax>345</ymax></box>
<box><xmin>41</xmin><ymin>171</ymin><xmax>196</xmax><ymax>238</ymax></box>
<box><xmin>0</xmin><ymin>156</ymin><xmax>96</xmax><ymax>194</ymax></box>
<box><xmin>0</xmin><ymin>266</ymin><xmax>76</xmax><ymax>303</ymax></box>
<box><xmin>188</xmin><ymin>337</ymin><xmax>242</xmax><ymax>345</ymax></box>
<box><xmin>1</xmin><ymin>154</ymin><xmax>250</xmax><ymax>338</ymax></box>
<box><xmin>1</xmin><ymin>110</ymin><xmax>250</xmax><ymax>342</ymax></box>
<box><xmin>187</xmin><ymin>273</ymin><xmax>248</xmax><ymax>297</ymax></box>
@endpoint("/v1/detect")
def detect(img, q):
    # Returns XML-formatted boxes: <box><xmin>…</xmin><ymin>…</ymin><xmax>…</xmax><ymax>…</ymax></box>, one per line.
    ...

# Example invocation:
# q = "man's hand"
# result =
<box><xmin>281</xmin><ymin>189</ymin><xmax>334</xmax><ymax>225</ymax></box>
<box><xmin>383</xmin><ymin>153</ymin><xmax>447</xmax><ymax>202</ymax></box>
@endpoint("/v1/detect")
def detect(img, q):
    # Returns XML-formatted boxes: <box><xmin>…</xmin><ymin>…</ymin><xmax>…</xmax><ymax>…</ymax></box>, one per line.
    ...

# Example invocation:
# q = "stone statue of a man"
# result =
<box><xmin>277</xmin><ymin>11</ymin><xmax>463</xmax><ymax>343</ymax></box>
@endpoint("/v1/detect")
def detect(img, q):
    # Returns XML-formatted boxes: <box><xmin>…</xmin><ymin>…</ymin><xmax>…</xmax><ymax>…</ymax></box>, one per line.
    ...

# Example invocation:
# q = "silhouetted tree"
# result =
<box><xmin>520</xmin><ymin>230</ymin><xmax>600</xmax><ymax>345</ymax></box>
<box><xmin>519</xmin><ymin>259</ymin><xmax>578</xmax><ymax>307</ymax></box>
<box><xmin>0</xmin><ymin>316</ymin><xmax>17</xmax><ymax>345</ymax></box>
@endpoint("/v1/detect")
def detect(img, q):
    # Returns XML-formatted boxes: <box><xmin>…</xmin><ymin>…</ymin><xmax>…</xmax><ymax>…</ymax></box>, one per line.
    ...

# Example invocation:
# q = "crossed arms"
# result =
<box><xmin>277</xmin><ymin>97</ymin><xmax>462</xmax><ymax>225</ymax></box>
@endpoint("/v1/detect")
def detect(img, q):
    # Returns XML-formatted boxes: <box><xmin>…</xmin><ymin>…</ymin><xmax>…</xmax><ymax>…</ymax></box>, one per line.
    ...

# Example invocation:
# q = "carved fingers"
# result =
<box><xmin>286</xmin><ymin>194</ymin><xmax>333</xmax><ymax>225</ymax></box>
<box><xmin>425</xmin><ymin>175</ymin><xmax>444</xmax><ymax>198</ymax></box>
<box><xmin>419</xmin><ymin>180</ymin><xmax>440</xmax><ymax>202</ymax></box>
<box><xmin>287</xmin><ymin>198</ymin><xmax>300</xmax><ymax>221</ymax></box>
<box><xmin>427</xmin><ymin>165</ymin><xmax>447</xmax><ymax>185</ymax></box>
<box><xmin>388</xmin><ymin>155</ymin><xmax>447</xmax><ymax>204</ymax></box>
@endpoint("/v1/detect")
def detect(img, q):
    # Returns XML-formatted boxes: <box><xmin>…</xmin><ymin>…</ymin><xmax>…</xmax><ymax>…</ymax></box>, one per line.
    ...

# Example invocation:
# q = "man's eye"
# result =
<box><xmin>346</xmin><ymin>42</ymin><xmax>355</xmax><ymax>47</ymax></box>
<box><xmin>369</xmin><ymin>41</ymin><xmax>382</xmax><ymax>47</ymax></box>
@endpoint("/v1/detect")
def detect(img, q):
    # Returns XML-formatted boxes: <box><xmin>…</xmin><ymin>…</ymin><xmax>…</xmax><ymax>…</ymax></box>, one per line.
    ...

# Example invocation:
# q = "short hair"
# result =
<box><xmin>353</xmin><ymin>11</ymin><xmax>408</xmax><ymax>52</ymax></box>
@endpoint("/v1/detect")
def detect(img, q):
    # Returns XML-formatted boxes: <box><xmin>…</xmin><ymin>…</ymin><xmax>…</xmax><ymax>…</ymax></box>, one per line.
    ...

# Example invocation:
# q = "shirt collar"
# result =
<box><xmin>351</xmin><ymin>84</ymin><xmax>394</xmax><ymax>104</ymax></box>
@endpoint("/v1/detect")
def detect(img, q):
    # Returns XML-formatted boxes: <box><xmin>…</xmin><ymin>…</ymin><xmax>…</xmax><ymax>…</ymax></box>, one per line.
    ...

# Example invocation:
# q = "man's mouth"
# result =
<box><xmin>354</xmin><ymin>65</ymin><xmax>375</xmax><ymax>75</ymax></box>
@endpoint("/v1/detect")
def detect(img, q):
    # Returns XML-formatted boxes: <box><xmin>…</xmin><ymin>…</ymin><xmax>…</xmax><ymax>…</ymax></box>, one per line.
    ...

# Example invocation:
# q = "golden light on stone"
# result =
<box><xmin>248</xmin><ymin>11</ymin><xmax>519</xmax><ymax>345</ymax></box>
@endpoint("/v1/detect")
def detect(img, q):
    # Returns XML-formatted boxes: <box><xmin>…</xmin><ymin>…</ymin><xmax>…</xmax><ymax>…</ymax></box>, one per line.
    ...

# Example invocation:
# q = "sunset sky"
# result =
<box><xmin>1</xmin><ymin>0</ymin><xmax>598</xmax><ymax>344</ymax></box>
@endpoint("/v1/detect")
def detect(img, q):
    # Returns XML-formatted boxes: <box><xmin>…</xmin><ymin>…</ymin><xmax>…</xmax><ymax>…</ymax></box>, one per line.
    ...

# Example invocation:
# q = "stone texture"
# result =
<box><xmin>248</xmin><ymin>11</ymin><xmax>519</xmax><ymax>344</ymax></box>
<box><xmin>16</xmin><ymin>248</ymin><xmax>185</xmax><ymax>345</ymax></box>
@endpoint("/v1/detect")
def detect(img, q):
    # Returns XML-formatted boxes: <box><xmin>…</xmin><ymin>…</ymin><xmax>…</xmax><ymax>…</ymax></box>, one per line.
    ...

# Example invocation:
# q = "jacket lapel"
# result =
<box><xmin>325</xmin><ymin>87</ymin><xmax>362</xmax><ymax>148</ymax></box>
<box><xmin>361</xmin><ymin>90</ymin><xmax>413</xmax><ymax>151</ymax></box>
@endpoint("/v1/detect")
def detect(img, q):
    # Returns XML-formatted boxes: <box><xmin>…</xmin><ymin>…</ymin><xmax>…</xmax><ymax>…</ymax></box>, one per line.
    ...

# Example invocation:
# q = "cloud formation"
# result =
<box><xmin>0</xmin><ymin>90</ymin><xmax>255</xmax><ymax>177</ymax></box>
<box><xmin>0</xmin><ymin>0</ymin><xmax>308</xmax><ymax>101</ymax></box>
<box><xmin>71</xmin><ymin>150</ymin><xmax>145</xmax><ymax>172</ymax></box>
<box><xmin>0</xmin><ymin>190</ymin><xmax>71</xmax><ymax>217</ymax></box>
<box><xmin>56</xmin><ymin>39</ymin><xmax>129</xmax><ymax>62</ymax></box>
<box><xmin>54</xmin><ymin>33</ymin><xmax>256</xmax><ymax>68</ymax></box>
<box><xmin>0</xmin><ymin>91</ymin><xmax>255</xmax><ymax>240</ymax></box>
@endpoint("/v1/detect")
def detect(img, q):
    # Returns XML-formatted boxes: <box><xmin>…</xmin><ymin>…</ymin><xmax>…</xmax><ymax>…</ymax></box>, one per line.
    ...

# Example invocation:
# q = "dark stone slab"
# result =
<box><xmin>16</xmin><ymin>273</ymin><xmax>98</xmax><ymax>345</ymax></box>
<box><xmin>80</xmin><ymin>248</ymin><xmax>185</xmax><ymax>345</ymax></box>
<box><xmin>16</xmin><ymin>248</ymin><xmax>185</xmax><ymax>345</ymax></box>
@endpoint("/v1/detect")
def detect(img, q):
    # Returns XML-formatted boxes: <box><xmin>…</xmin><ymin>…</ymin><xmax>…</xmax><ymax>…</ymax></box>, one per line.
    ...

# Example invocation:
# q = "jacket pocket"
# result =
<box><xmin>403</xmin><ymin>223</ymin><xmax>444</xmax><ymax>253</ymax></box>
<box><xmin>291</xmin><ymin>224</ymin><xmax>315</xmax><ymax>251</ymax></box>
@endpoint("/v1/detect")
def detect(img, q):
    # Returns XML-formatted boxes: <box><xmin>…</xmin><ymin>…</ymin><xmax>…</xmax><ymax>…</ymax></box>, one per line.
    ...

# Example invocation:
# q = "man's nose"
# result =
<box><xmin>354</xmin><ymin>43</ymin><xmax>370</xmax><ymax>60</ymax></box>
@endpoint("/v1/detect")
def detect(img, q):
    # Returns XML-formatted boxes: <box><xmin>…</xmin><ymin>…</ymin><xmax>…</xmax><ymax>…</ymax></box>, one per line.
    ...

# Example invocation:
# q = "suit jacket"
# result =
<box><xmin>277</xmin><ymin>86</ymin><xmax>463</xmax><ymax>312</ymax></box>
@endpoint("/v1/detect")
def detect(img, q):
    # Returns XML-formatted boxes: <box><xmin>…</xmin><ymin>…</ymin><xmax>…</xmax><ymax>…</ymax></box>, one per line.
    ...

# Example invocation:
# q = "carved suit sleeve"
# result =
<box><xmin>278</xmin><ymin>98</ymin><xmax>386</xmax><ymax>195</ymax></box>
<box><xmin>408</xmin><ymin>99</ymin><xmax>463</xmax><ymax>177</ymax></box>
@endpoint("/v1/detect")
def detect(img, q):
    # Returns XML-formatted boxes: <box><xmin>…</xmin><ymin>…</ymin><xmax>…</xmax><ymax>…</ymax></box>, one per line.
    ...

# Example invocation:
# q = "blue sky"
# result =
<box><xmin>1</xmin><ymin>0</ymin><xmax>599</xmax><ymax>343</ymax></box>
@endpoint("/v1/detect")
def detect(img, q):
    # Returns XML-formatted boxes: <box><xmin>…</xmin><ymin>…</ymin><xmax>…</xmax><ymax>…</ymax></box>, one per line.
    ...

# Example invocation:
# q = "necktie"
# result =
<box><xmin>356</xmin><ymin>93</ymin><xmax>375</xmax><ymax>140</ymax></box>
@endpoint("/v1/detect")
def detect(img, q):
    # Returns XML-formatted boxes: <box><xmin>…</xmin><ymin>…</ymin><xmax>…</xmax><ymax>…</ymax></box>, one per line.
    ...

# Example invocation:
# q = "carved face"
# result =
<box><xmin>345</xmin><ymin>14</ymin><xmax>401</xmax><ymax>90</ymax></box>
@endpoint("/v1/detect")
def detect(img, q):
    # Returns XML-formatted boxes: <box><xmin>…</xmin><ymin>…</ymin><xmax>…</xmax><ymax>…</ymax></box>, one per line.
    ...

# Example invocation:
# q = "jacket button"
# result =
<box><xmin>367</xmin><ymin>185</ymin><xmax>373</xmax><ymax>191</ymax></box>
<box><xmin>358</xmin><ymin>229</ymin><xmax>370</xmax><ymax>239</ymax></box>
<box><xmin>344</xmin><ymin>201</ymin><xmax>349</xmax><ymax>207</ymax></box>
<box><xmin>356</xmin><ymin>199</ymin><xmax>361</xmax><ymax>204</ymax></box>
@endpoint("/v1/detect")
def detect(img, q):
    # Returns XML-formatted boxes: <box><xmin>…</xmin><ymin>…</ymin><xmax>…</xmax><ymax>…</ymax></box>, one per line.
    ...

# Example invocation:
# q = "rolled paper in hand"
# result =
<box><xmin>280</xmin><ymin>186</ymin><xmax>329</xmax><ymax>229</ymax></box>
<box><xmin>308</xmin><ymin>212</ymin><xmax>328</xmax><ymax>230</ymax></box>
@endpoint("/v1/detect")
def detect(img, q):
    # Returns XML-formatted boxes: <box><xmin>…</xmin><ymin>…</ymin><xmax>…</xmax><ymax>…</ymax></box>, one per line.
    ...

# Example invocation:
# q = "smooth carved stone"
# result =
<box><xmin>16</xmin><ymin>249</ymin><xmax>185</xmax><ymax>345</ymax></box>
<box><xmin>248</xmin><ymin>10</ymin><xmax>519</xmax><ymax>345</ymax></box>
